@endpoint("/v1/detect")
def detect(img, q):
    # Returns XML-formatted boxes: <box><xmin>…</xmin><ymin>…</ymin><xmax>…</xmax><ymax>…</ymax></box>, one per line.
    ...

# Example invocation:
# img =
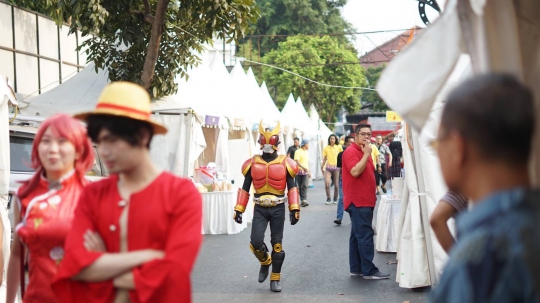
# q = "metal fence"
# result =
<box><xmin>0</xmin><ymin>0</ymin><xmax>86</xmax><ymax>97</ymax></box>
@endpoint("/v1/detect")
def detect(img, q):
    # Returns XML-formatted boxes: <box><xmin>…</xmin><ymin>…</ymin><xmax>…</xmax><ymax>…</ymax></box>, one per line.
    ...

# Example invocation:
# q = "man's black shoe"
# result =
<box><xmin>259</xmin><ymin>265</ymin><xmax>270</xmax><ymax>283</ymax></box>
<box><xmin>270</xmin><ymin>280</ymin><xmax>282</xmax><ymax>292</ymax></box>
<box><xmin>334</xmin><ymin>219</ymin><xmax>342</xmax><ymax>225</ymax></box>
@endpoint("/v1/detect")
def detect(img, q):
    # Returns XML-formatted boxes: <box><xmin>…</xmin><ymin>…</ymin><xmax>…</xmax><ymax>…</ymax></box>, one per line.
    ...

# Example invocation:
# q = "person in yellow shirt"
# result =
<box><xmin>321</xmin><ymin>134</ymin><xmax>343</xmax><ymax>204</ymax></box>
<box><xmin>294</xmin><ymin>139</ymin><xmax>310</xmax><ymax>207</ymax></box>
<box><xmin>370</xmin><ymin>137</ymin><xmax>382</xmax><ymax>194</ymax></box>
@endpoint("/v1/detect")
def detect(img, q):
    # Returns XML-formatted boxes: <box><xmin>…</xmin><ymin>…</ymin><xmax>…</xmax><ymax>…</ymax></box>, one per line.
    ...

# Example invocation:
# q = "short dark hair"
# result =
<box><xmin>345</xmin><ymin>135</ymin><xmax>354</xmax><ymax>142</ymax></box>
<box><xmin>441</xmin><ymin>73</ymin><xmax>534</xmax><ymax>161</ymax></box>
<box><xmin>354</xmin><ymin>124</ymin><xmax>372</xmax><ymax>133</ymax></box>
<box><xmin>327</xmin><ymin>134</ymin><xmax>338</xmax><ymax>145</ymax></box>
<box><xmin>293</xmin><ymin>137</ymin><xmax>299</xmax><ymax>141</ymax></box>
<box><xmin>87</xmin><ymin>114</ymin><xmax>154</xmax><ymax>149</ymax></box>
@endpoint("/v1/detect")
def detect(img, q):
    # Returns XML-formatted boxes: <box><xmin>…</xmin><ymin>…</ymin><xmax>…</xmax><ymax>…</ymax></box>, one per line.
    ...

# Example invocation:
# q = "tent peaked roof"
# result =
<box><xmin>259</xmin><ymin>81</ymin><xmax>281</xmax><ymax>123</ymax></box>
<box><xmin>21</xmin><ymin>63</ymin><xmax>109</xmax><ymax>117</ymax></box>
<box><xmin>230</xmin><ymin>61</ymin><xmax>246</xmax><ymax>79</ymax></box>
<box><xmin>281</xmin><ymin>93</ymin><xmax>296</xmax><ymax>116</ymax></box>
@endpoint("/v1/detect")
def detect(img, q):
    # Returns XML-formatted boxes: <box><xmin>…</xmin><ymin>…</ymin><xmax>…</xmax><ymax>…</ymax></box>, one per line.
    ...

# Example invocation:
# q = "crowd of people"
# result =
<box><xmin>283</xmin><ymin>73</ymin><xmax>540</xmax><ymax>299</ymax></box>
<box><xmin>1</xmin><ymin>73</ymin><xmax>539</xmax><ymax>302</ymax></box>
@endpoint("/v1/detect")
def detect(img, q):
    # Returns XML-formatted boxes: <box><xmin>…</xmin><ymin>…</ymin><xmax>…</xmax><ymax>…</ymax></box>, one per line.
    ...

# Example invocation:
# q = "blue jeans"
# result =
<box><xmin>348</xmin><ymin>205</ymin><xmax>378</xmax><ymax>275</ymax></box>
<box><xmin>336</xmin><ymin>175</ymin><xmax>344</xmax><ymax>220</ymax></box>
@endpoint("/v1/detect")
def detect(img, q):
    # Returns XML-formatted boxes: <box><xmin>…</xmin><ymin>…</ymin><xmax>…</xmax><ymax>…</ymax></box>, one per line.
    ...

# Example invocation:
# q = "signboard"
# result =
<box><xmin>234</xmin><ymin>118</ymin><xmax>244</xmax><ymax>128</ymax></box>
<box><xmin>386</xmin><ymin>111</ymin><xmax>403</xmax><ymax>122</ymax></box>
<box><xmin>205</xmin><ymin>115</ymin><xmax>220</xmax><ymax>126</ymax></box>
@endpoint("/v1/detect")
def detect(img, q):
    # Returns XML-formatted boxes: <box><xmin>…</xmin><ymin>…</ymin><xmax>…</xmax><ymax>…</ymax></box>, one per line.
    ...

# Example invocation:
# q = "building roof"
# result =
<box><xmin>359</xmin><ymin>27</ymin><xmax>424</xmax><ymax>69</ymax></box>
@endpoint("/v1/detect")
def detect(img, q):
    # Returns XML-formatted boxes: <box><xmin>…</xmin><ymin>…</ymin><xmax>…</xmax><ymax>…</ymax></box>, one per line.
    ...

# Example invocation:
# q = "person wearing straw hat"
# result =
<box><xmin>52</xmin><ymin>82</ymin><xmax>202</xmax><ymax>303</ymax></box>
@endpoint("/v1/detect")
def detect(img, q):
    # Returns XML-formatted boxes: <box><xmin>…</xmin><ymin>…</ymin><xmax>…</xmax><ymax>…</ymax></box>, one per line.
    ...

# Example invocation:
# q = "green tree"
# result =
<box><xmin>262</xmin><ymin>36</ymin><xmax>366</xmax><ymax>123</ymax></box>
<box><xmin>362</xmin><ymin>65</ymin><xmax>389</xmax><ymax>111</ymax></box>
<box><xmin>9</xmin><ymin>0</ymin><xmax>259</xmax><ymax>98</ymax></box>
<box><xmin>246</xmin><ymin>0</ymin><xmax>354</xmax><ymax>56</ymax></box>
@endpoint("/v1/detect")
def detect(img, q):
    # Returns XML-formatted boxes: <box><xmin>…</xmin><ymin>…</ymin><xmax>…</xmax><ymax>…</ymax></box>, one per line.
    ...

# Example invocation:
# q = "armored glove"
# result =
<box><xmin>234</xmin><ymin>210</ymin><xmax>243</xmax><ymax>224</ymax></box>
<box><xmin>289</xmin><ymin>210</ymin><xmax>300</xmax><ymax>225</ymax></box>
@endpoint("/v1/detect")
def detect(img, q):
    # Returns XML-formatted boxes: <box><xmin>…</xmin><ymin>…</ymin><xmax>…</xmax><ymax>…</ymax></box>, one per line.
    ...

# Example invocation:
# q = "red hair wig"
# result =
<box><xmin>18</xmin><ymin>114</ymin><xmax>94</xmax><ymax>200</ymax></box>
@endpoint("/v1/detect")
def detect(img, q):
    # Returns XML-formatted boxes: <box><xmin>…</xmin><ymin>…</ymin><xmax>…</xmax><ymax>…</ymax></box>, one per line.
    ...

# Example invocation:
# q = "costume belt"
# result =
<box><xmin>253</xmin><ymin>195</ymin><xmax>287</xmax><ymax>207</ymax></box>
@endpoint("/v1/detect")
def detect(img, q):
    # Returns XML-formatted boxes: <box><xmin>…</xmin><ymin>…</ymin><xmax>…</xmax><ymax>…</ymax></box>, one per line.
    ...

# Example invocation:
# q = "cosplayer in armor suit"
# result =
<box><xmin>233</xmin><ymin>121</ymin><xmax>300</xmax><ymax>292</ymax></box>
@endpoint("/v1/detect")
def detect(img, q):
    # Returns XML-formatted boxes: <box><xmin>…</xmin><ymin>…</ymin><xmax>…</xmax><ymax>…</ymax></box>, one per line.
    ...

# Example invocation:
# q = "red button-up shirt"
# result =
<box><xmin>342</xmin><ymin>143</ymin><xmax>377</xmax><ymax>210</ymax></box>
<box><xmin>52</xmin><ymin>172</ymin><xmax>202</xmax><ymax>303</ymax></box>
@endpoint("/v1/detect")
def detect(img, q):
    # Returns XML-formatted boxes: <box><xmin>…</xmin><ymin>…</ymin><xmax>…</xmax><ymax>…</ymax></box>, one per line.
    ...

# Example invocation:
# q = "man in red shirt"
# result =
<box><xmin>342</xmin><ymin>124</ymin><xmax>389</xmax><ymax>280</ymax></box>
<box><xmin>52</xmin><ymin>82</ymin><xmax>203</xmax><ymax>302</ymax></box>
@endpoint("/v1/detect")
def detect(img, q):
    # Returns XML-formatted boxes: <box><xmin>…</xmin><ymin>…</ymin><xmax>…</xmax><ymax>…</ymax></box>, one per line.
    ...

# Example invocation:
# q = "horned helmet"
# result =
<box><xmin>258</xmin><ymin>120</ymin><xmax>281</xmax><ymax>153</ymax></box>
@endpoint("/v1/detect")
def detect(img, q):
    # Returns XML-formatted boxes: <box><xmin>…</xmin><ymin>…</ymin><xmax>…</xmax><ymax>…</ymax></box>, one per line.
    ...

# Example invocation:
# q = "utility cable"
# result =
<box><xmin>171</xmin><ymin>24</ymin><xmax>378</xmax><ymax>91</ymax></box>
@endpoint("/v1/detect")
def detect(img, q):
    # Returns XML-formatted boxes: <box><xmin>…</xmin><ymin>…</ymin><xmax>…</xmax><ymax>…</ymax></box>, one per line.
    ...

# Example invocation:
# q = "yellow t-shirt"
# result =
<box><xmin>370</xmin><ymin>144</ymin><xmax>380</xmax><ymax>167</ymax></box>
<box><xmin>294</xmin><ymin>148</ymin><xmax>309</xmax><ymax>173</ymax></box>
<box><xmin>322</xmin><ymin>145</ymin><xmax>343</xmax><ymax>167</ymax></box>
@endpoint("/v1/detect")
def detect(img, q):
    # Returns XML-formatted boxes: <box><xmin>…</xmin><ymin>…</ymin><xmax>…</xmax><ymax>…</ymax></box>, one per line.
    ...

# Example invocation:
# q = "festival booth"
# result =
<box><xmin>294</xmin><ymin>97</ymin><xmax>320</xmax><ymax>184</ymax></box>
<box><xmin>371</xmin><ymin>0</ymin><xmax>539</xmax><ymax>288</ymax></box>
<box><xmin>16</xmin><ymin>61</ymin><xmax>247</xmax><ymax>235</ymax></box>
<box><xmin>308</xmin><ymin>104</ymin><xmax>334</xmax><ymax>181</ymax></box>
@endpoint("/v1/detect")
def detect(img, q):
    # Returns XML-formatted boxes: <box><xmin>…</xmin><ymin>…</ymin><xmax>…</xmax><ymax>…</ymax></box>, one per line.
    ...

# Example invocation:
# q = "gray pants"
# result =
<box><xmin>250</xmin><ymin>203</ymin><xmax>286</xmax><ymax>250</ymax></box>
<box><xmin>295</xmin><ymin>174</ymin><xmax>308</xmax><ymax>201</ymax></box>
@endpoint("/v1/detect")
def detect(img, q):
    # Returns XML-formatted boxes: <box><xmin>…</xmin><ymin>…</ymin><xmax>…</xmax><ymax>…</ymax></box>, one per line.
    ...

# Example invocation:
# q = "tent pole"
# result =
<box><xmin>183</xmin><ymin>111</ymin><xmax>193</xmax><ymax>178</ymax></box>
<box><xmin>409</xmin><ymin>126</ymin><xmax>438</xmax><ymax>286</ymax></box>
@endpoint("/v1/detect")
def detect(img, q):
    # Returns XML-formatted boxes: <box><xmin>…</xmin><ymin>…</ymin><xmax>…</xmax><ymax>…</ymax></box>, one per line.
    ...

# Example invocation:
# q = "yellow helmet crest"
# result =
<box><xmin>258</xmin><ymin>120</ymin><xmax>281</xmax><ymax>150</ymax></box>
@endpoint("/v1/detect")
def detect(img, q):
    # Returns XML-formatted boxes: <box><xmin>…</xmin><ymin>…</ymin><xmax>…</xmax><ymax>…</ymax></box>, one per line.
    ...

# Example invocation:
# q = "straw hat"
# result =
<box><xmin>74</xmin><ymin>81</ymin><xmax>167</xmax><ymax>134</ymax></box>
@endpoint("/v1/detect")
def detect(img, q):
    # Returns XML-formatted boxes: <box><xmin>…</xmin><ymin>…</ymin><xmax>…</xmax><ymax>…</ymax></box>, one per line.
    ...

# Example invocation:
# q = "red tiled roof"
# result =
<box><xmin>359</xmin><ymin>26</ymin><xmax>424</xmax><ymax>68</ymax></box>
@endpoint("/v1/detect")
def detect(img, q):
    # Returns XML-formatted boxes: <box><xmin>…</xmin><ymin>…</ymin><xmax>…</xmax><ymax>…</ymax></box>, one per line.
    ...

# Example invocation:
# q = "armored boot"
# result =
<box><xmin>270</xmin><ymin>243</ymin><xmax>285</xmax><ymax>292</ymax></box>
<box><xmin>250</xmin><ymin>243</ymin><xmax>272</xmax><ymax>283</ymax></box>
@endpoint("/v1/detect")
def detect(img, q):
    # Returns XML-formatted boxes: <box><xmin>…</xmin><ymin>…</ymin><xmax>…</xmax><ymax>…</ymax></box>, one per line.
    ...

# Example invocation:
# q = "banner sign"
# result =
<box><xmin>386</xmin><ymin>111</ymin><xmax>403</xmax><ymax>122</ymax></box>
<box><xmin>205</xmin><ymin>115</ymin><xmax>220</xmax><ymax>126</ymax></box>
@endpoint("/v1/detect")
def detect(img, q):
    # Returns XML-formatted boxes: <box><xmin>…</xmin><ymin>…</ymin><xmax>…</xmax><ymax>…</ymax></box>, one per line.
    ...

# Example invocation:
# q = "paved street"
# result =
<box><xmin>192</xmin><ymin>180</ymin><xmax>428</xmax><ymax>303</ymax></box>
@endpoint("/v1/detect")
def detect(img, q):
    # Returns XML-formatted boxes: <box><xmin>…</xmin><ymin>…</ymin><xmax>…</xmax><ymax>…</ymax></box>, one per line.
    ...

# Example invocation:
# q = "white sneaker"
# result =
<box><xmin>363</xmin><ymin>271</ymin><xmax>390</xmax><ymax>280</ymax></box>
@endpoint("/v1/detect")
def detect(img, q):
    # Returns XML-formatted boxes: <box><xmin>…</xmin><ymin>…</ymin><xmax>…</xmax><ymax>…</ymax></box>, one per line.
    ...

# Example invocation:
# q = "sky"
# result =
<box><xmin>341</xmin><ymin>0</ymin><xmax>446</xmax><ymax>55</ymax></box>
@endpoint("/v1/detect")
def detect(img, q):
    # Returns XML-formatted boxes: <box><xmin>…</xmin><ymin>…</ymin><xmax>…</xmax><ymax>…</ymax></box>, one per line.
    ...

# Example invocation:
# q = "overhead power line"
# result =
<box><xmin>171</xmin><ymin>25</ymin><xmax>378</xmax><ymax>91</ymax></box>
<box><xmin>244</xmin><ymin>28</ymin><xmax>417</xmax><ymax>38</ymax></box>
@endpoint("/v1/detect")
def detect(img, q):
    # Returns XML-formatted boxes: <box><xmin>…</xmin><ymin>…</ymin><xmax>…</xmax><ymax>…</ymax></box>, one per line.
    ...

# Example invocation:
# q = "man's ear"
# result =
<box><xmin>140</xmin><ymin>128</ymin><xmax>151</xmax><ymax>148</ymax></box>
<box><xmin>450</xmin><ymin>132</ymin><xmax>467</xmax><ymax>170</ymax></box>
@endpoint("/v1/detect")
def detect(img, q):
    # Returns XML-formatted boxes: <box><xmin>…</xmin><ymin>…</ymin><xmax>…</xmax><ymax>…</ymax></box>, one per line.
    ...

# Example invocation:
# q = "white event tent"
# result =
<box><xmin>0</xmin><ymin>76</ymin><xmax>17</xmax><ymax>289</ymax></box>
<box><xmin>18</xmin><ymin>63</ymin><xmax>206</xmax><ymax>178</ymax></box>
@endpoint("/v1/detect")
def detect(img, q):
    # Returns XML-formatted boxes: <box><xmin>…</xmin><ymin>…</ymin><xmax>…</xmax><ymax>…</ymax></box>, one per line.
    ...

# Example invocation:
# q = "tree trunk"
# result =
<box><xmin>140</xmin><ymin>0</ymin><xmax>170</xmax><ymax>91</ymax></box>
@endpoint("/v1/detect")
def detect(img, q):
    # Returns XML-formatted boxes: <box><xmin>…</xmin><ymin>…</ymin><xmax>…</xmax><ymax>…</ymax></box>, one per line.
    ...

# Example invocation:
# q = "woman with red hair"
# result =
<box><xmin>5</xmin><ymin>114</ymin><xmax>94</xmax><ymax>303</ymax></box>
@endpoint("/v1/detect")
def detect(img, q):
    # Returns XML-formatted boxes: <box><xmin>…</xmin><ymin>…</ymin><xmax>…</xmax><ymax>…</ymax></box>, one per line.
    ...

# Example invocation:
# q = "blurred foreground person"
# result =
<box><xmin>430</xmin><ymin>74</ymin><xmax>539</xmax><ymax>302</ymax></box>
<box><xmin>52</xmin><ymin>82</ymin><xmax>202</xmax><ymax>303</ymax></box>
<box><xmin>6</xmin><ymin>114</ymin><xmax>94</xmax><ymax>303</ymax></box>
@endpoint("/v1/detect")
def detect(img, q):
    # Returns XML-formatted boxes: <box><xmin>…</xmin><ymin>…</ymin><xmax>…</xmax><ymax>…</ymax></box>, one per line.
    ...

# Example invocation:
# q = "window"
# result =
<box><xmin>9</xmin><ymin>135</ymin><xmax>33</xmax><ymax>172</ymax></box>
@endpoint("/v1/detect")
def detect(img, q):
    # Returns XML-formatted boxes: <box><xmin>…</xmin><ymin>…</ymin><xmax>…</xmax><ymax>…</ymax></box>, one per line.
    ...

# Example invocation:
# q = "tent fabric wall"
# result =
<box><xmin>377</xmin><ymin>0</ymin><xmax>540</xmax><ymax>185</ymax></box>
<box><xmin>0</xmin><ymin>76</ymin><xmax>17</xmax><ymax>300</ymax></box>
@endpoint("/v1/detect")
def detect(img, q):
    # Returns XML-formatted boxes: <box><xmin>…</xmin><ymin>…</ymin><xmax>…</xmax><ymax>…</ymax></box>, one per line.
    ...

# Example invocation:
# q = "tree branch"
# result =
<box><xmin>129</xmin><ymin>9</ymin><xmax>155</xmax><ymax>24</ymax></box>
<box><xmin>140</xmin><ymin>0</ymin><xmax>170</xmax><ymax>91</ymax></box>
<box><xmin>143</xmin><ymin>0</ymin><xmax>151</xmax><ymax>15</ymax></box>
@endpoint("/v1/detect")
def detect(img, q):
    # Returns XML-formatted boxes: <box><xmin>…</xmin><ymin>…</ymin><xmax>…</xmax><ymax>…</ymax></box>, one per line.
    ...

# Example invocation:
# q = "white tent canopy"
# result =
<box><xmin>0</xmin><ymin>75</ymin><xmax>16</xmax><ymax>302</ymax></box>
<box><xmin>259</xmin><ymin>82</ymin><xmax>282</xmax><ymax>124</ymax></box>
<box><xmin>18</xmin><ymin>63</ymin><xmax>205</xmax><ymax>177</ymax></box>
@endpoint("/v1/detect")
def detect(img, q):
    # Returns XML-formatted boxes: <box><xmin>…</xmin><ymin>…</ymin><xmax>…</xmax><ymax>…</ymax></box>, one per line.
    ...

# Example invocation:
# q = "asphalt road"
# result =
<box><xmin>192</xmin><ymin>180</ymin><xmax>428</xmax><ymax>303</ymax></box>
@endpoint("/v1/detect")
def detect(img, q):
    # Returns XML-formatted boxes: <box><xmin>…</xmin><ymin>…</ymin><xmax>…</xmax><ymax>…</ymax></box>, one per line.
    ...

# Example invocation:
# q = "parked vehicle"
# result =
<box><xmin>7</xmin><ymin>115</ymin><xmax>108</xmax><ymax>232</ymax></box>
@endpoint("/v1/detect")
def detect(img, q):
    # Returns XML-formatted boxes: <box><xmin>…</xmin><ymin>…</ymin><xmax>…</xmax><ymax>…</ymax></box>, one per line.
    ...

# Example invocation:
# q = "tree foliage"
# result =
<box><xmin>9</xmin><ymin>0</ymin><xmax>259</xmax><ymax>98</ymax></box>
<box><xmin>362</xmin><ymin>65</ymin><xmax>389</xmax><ymax>111</ymax></box>
<box><xmin>247</xmin><ymin>0</ymin><xmax>354</xmax><ymax>56</ymax></box>
<box><xmin>262</xmin><ymin>36</ymin><xmax>365</xmax><ymax>123</ymax></box>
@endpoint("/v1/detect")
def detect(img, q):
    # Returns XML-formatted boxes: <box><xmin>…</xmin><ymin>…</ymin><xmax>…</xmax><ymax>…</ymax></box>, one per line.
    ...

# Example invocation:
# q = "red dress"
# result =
<box><xmin>16</xmin><ymin>171</ymin><xmax>85</xmax><ymax>303</ymax></box>
<box><xmin>52</xmin><ymin>172</ymin><xmax>203</xmax><ymax>303</ymax></box>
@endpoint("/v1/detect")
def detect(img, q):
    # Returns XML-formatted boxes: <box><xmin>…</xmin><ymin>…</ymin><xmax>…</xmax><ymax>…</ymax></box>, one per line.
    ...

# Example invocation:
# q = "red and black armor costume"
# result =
<box><xmin>233</xmin><ymin>121</ymin><xmax>299</xmax><ymax>292</ymax></box>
